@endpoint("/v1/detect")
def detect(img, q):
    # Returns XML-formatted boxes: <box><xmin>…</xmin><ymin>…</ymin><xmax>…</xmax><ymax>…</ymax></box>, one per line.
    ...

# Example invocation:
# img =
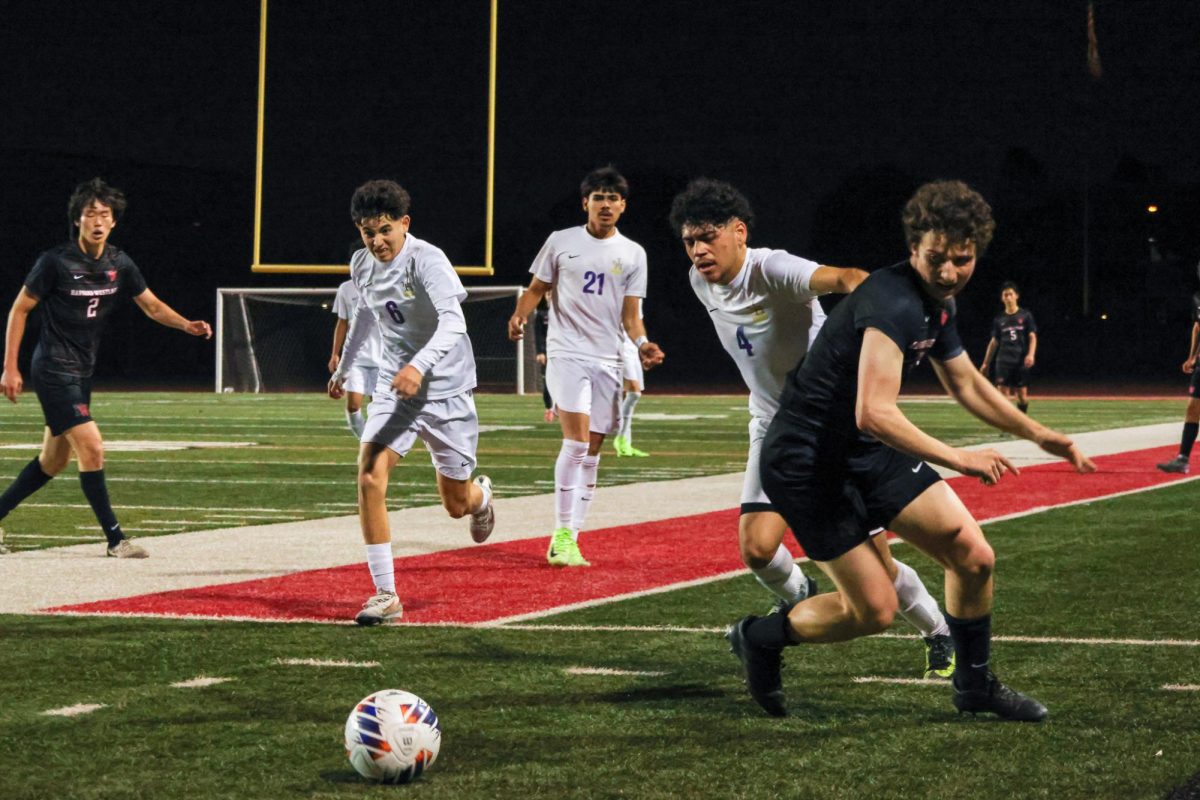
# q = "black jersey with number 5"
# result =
<box><xmin>777</xmin><ymin>260</ymin><xmax>963</xmax><ymax>444</ymax></box>
<box><xmin>23</xmin><ymin>242</ymin><xmax>148</xmax><ymax>377</ymax></box>
<box><xmin>992</xmin><ymin>309</ymin><xmax>1037</xmax><ymax>361</ymax></box>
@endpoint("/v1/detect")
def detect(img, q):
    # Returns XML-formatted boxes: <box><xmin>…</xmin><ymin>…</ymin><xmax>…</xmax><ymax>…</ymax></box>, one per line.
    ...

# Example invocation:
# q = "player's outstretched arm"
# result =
<box><xmin>933</xmin><ymin>353</ymin><xmax>1095</xmax><ymax>473</ymax></box>
<box><xmin>2</xmin><ymin>288</ymin><xmax>39</xmax><ymax>403</ymax></box>
<box><xmin>133</xmin><ymin>289</ymin><xmax>212</xmax><ymax>338</ymax></box>
<box><xmin>809</xmin><ymin>266</ymin><xmax>869</xmax><ymax>295</ymax></box>
<box><xmin>508</xmin><ymin>278</ymin><xmax>551</xmax><ymax>342</ymax></box>
<box><xmin>856</xmin><ymin>329</ymin><xmax>1013</xmax><ymax>483</ymax></box>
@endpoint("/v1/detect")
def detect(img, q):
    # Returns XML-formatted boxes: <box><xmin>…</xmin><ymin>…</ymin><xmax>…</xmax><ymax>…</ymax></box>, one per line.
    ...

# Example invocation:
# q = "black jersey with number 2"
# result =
<box><xmin>777</xmin><ymin>260</ymin><xmax>963</xmax><ymax>444</ymax></box>
<box><xmin>991</xmin><ymin>309</ymin><xmax>1037</xmax><ymax>361</ymax></box>
<box><xmin>24</xmin><ymin>242</ymin><xmax>148</xmax><ymax>377</ymax></box>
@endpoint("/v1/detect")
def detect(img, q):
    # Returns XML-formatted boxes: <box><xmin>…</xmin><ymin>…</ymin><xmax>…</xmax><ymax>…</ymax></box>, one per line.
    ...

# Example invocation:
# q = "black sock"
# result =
<box><xmin>1181</xmin><ymin>422</ymin><xmax>1198</xmax><ymax>459</ymax></box>
<box><xmin>744</xmin><ymin>612</ymin><xmax>797</xmax><ymax>649</ymax></box>
<box><xmin>0</xmin><ymin>457</ymin><xmax>54</xmax><ymax>521</ymax></box>
<box><xmin>79</xmin><ymin>470</ymin><xmax>123</xmax><ymax>547</ymax></box>
<box><xmin>1017</xmin><ymin>402</ymin><xmax>1029</xmax><ymax>414</ymax></box>
<box><xmin>945</xmin><ymin>611</ymin><xmax>991</xmax><ymax>691</ymax></box>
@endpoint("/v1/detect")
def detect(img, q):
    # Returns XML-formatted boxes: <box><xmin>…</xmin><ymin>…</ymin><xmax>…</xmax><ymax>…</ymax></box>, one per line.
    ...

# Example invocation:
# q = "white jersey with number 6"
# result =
<box><xmin>333</xmin><ymin>280</ymin><xmax>382</xmax><ymax>369</ymax></box>
<box><xmin>689</xmin><ymin>247</ymin><xmax>826</xmax><ymax>421</ymax></box>
<box><xmin>530</xmin><ymin>226</ymin><xmax>647</xmax><ymax>366</ymax></box>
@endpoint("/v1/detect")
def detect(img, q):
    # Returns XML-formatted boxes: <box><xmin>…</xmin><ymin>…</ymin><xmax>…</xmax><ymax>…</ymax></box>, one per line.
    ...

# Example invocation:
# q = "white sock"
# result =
<box><xmin>751</xmin><ymin>544</ymin><xmax>810</xmax><ymax>601</ymax></box>
<box><xmin>570</xmin><ymin>453</ymin><xmax>600</xmax><ymax>541</ymax></box>
<box><xmin>892</xmin><ymin>558</ymin><xmax>948</xmax><ymax>637</ymax></box>
<box><xmin>346</xmin><ymin>409</ymin><xmax>365</xmax><ymax>438</ymax></box>
<box><xmin>365</xmin><ymin>542</ymin><xmax>395</xmax><ymax>594</ymax></box>
<box><xmin>555</xmin><ymin>440</ymin><xmax>588</xmax><ymax>529</ymax></box>
<box><xmin>618</xmin><ymin>391</ymin><xmax>641</xmax><ymax>440</ymax></box>
<box><xmin>472</xmin><ymin>478</ymin><xmax>492</xmax><ymax>515</ymax></box>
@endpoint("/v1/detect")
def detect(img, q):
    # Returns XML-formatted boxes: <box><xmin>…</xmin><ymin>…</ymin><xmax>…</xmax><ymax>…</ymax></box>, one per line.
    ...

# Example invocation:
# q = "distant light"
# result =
<box><xmin>1100</xmin><ymin>313</ymin><xmax>1108</xmax><ymax>320</ymax></box>
<box><xmin>1147</xmin><ymin>205</ymin><xmax>1159</xmax><ymax>213</ymax></box>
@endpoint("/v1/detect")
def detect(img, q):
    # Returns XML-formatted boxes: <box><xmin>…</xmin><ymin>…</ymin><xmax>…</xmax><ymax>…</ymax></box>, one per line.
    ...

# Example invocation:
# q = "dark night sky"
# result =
<box><xmin>2</xmin><ymin>0</ymin><xmax>1198</xmax><ymax>386</ymax></box>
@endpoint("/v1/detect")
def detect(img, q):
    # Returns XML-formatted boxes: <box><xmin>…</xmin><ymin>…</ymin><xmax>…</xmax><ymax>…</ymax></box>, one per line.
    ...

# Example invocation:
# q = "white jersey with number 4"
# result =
<box><xmin>333</xmin><ymin>280</ymin><xmax>382</xmax><ymax>368</ymax></box>
<box><xmin>348</xmin><ymin>234</ymin><xmax>476</xmax><ymax>400</ymax></box>
<box><xmin>690</xmin><ymin>247</ymin><xmax>826</xmax><ymax>420</ymax></box>
<box><xmin>531</xmin><ymin>226</ymin><xmax>647</xmax><ymax>365</ymax></box>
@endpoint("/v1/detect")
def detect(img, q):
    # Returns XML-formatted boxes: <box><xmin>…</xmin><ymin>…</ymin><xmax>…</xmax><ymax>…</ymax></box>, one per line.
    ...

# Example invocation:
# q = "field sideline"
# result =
<box><xmin>1</xmin><ymin>392</ymin><xmax>1198</xmax><ymax>799</ymax></box>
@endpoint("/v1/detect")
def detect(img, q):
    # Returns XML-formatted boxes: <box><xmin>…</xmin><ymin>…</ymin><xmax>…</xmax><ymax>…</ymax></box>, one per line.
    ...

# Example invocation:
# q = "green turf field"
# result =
<box><xmin>0</xmin><ymin>392</ymin><xmax>1196</xmax><ymax>799</ymax></box>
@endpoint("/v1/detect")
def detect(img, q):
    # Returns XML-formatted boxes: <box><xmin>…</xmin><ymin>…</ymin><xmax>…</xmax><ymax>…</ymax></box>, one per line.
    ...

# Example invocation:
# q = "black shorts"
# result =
<box><xmin>1190</xmin><ymin>367</ymin><xmax>1200</xmax><ymax>398</ymax></box>
<box><xmin>760</xmin><ymin>413</ymin><xmax>942</xmax><ymax>562</ymax></box>
<box><xmin>993</xmin><ymin>358</ymin><xmax>1029</xmax><ymax>389</ymax></box>
<box><xmin>33</xmin><ymin>367</ymin><xmax>94</xmax><ymax>436</ymax></box>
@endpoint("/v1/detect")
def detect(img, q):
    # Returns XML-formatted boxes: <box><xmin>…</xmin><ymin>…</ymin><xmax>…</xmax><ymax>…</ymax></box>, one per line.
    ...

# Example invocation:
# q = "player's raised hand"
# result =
<box><xmin>327</xmin><ymin>375</ymin><xmax>345</xmax><ymax>400</ymax></box>
<box><xmin>1036</xmin><ymin>430</ymin><xmax>1096</xmax><ymax>473</ymax></box>
<box><xmin>1</xmin><ymin>368</ymin><xmax>22</xmax><ymax>403</ymax></box>
<box><xmin>957</xmin><ymin>448</ymin><xmax>1017</xmax><ymax>485</ymax></box>
<box><xmin>507</xmin><ymin>315</ymin><xmax>526</xmax><ymax>342</ymax></box>
<box><xmin>185</xmin><ymin>320</ymin><xmax>213</xmax><ymax>339</ymax></box>
<box><xmin>391</xmin><ymin>364</ymin><xmax>423</xmax><ymax>399</ymax></box>
<box><xmin>639</xmin><ymin>341</ymin><xmax>665</xmax><ymax>370</ymax></box>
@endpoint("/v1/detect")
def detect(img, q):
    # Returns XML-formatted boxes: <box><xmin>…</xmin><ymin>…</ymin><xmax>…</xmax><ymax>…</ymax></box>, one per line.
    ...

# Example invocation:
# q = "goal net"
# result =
<box><xmin>215</xmin><ymin>286</ymin><xmax>537</xmax><ymax>393</ymax></box>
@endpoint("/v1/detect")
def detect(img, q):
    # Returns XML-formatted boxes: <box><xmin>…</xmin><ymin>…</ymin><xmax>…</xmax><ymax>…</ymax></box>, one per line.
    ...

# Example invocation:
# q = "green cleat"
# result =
<box><xmin>564</xmin><ymin>536</ymin><xmax>591</xmax><ymax>567</ymax></box>
<box><xmin>546</xmin><ymin>527</ymin><xmax>574</xmax><ymax>566</ymax></box>
<box><xmin>924</xmin><ymin>634</ymin><xmax>956</xmax><ymax>679</ymax></box>
<box><xmin>613</xmin><ymin>435</ymin><xmax>631</xmax><ymax>456</ymax></box>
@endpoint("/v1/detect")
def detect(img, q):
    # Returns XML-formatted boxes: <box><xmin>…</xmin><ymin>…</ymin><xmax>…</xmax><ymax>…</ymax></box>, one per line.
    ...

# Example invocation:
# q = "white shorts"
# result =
<box><xmin>361</xmin><ymin>390</ymin><xmax>478</xmax><ymax>480</ymax></box>
<box><xmin>341</xmin><ymin>364</ymin><xmax>379</xmax><ymax>396</ymax></box>
<box><xmin>741</xmin><ymin>416</ymin><xmax>772</xmax><ymax>510</ymax></box>
<box><xmin>545</xmin><ymin>356</ymin><xmax>622</xmax><ymax>435</ymax></box>
<box><xmin>621</xmin><ymin>338</ymin><xmax>644</xmax><ymax>387</ymax></box>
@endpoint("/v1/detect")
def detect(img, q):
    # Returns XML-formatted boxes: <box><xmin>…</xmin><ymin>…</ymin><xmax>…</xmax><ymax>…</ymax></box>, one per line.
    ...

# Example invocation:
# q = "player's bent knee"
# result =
<box><xmin>853</xmin><ymin>602</ymin><xmax>897</xmax><ymax>635</ymax></box>
<box><xmin>441</xmin><ymin>497</ymin><xmax>471</xmax><ymax>518</ymax></box>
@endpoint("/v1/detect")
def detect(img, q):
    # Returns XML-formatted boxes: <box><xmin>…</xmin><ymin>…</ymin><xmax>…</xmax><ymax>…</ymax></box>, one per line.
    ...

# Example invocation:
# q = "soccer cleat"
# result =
<box><xmin>563</xmin><ymin>536</ymin><xmax>591</xmax><ymax>567</ymax></box>
<box><xmin>105</xmin><ymin>539</ymin><xmax>148</xmax><ymax>559</ymax></box>
<box><xmin>355</xmin><ymin>590</ymin><xmax>403</xmax><ymax>626</ymax></box>
<box><xmin>0</xmin><ymin>525</ymin><xmax>10</xmax><ymax>555</ymax></box>
<box><xmin>469</xmin><ymin>475</ymin><xmax>495</xmax><ymax>543</ymax></box>
<box><xmin>613</xmin><ymin>436</ymin><xmax>651</xmax><ymax>458</ymax></box>
<box><xmin>952</xmin><ymin>672</ymin><xmax>1048</xmax><ymax>722</ymax></box>
<box><xmin>725</xmin><ymin>616</ymin><xmax>787</xmax><ymax>717</ymax></box>
<box><xmin>546</xmin><ymin>527</ymin><xmax>574</xmax><ymax>566</ymax></box>
<box><xmin>923</xmin><ymin>634</ymin><xmax>956</xmax><ymax>679</ymax></box>
<box><xmin>1157</xmin><ymin>455</ymin><xmax>1190</xmax><ymax>474</ymax></box>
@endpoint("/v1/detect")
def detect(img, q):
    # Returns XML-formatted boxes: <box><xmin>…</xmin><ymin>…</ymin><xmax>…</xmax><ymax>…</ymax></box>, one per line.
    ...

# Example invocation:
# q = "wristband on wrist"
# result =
<box><xmin>634</xmin><ymin>336</ymin><xmax>648</xmax><ymax>349</ymax></box>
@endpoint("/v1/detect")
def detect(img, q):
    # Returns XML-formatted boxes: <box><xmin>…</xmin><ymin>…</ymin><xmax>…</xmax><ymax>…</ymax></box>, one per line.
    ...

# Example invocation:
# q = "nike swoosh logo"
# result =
<box><xmin>706</xmin><ymin>307</ymin><xmax>718</xmax><ymax>313</ymax></box>
<box><xmin>460</xmin><ymin>460</ymin><xmax>469</xmax><ymax>466</ymax></box>
<box><xmin>73</xmin><ymin>274</ymin><xmax>85</xmax><ymax>280</ymax></box>
<box><xmin>911</xmin><ymin>463</ymin><xmax>922</xmax><ymax>472</ymax></box>
<box><xmin>567</xmin><ymin>254</ymin><xmax>580</xmax><ymax>259</ymax></box>
<box><xmin>970</xmin><ymin>661</ymin><xmax>989</xmax><ymax>669</ymax></box>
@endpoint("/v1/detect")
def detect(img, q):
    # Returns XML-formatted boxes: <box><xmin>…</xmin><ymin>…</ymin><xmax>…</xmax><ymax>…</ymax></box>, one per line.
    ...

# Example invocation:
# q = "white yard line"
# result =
<box><xmin>852</xmin><ymin>677</ymin><xmax>945</xmax><ymax>686</ymax></box>
<box><xmin>275</xmin><ymin>658</ymin><xmax>381</xmax><ymax>668</ymax></box>
<box><xmin>1162</xmin><ymin>684</ymin><xmax>1200</xmax><ymax>691</ymax></box>
<box><xmin>41</xmin><ymin>703</ymin><xmax>106</xmax><ymax>717</ymax></box>
<box><xmin>170</xmin><ymin>676</ymin><xmax>234</xmax><ymax>688</ymax></box>
<box><xmin>565</xmin><ymin>667</ymin><xmax>668</xmax><ymax>677</ymax></box>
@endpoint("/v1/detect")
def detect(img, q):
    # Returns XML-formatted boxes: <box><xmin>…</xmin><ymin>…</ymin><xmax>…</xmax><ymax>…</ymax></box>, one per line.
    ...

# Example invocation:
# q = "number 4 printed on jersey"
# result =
<box><xmin>736</xmin><ymin>324</ymin><xmax>754</xmax><ymax>356</ymax></box>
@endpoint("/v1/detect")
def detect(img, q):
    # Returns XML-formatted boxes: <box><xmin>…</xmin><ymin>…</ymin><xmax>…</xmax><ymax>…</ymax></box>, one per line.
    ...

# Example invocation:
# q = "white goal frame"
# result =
<box><xmin>215</xmin><ymin>286</ymin><xmax>534</xmax><ymax>394</ymax></box>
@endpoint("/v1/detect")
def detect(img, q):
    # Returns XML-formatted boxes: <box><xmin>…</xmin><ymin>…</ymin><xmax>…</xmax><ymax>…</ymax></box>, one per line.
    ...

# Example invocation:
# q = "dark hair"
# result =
<box><xmin>350</xmin><ymin>180</ymin><xmax>412</xmax><ymax>224</ymax></box>
<box><xmin>668</xmin><ymin>178</ymin><xmax>755</xmax><ymax>235</ymax></box>
<box><xmin>901</xmin><ymin>180</ymin><xmax>995</xmax><ymax>255</ymax></box>
<box><xmin>1000</xmin><ymin>280</ymin><xmax>1019</xmax><ymax>294</ymax></box>
<box><xmin>68</xmin><ymin>178</ymin><xmax>127</xmax><ymax>223</ymax></box>
<box><xmin>580</xmin><ymin>166</ymin><xmax>629</xmax><ymax>198</ymax></box>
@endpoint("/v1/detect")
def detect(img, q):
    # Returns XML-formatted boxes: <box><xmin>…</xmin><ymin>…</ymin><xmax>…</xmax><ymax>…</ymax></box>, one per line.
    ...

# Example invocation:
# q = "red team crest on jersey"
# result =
<box><xmin>73</xmin><ymin>403</ymin><xmax>90</xmax><ymax>418</ymax></box>
<box><xmin>940</xmin><ymin>309</ymin><xmax>949</xmax><ymax>326</ymax></box>
<box><xmin>107</xmin><ymin>270</ymin><xmax>117</xmax><ymax>282</ymax></box>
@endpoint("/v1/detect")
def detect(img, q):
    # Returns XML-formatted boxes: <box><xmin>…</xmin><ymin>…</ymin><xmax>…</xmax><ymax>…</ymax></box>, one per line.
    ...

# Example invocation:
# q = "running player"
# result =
<box><xmin>979</xmin><ymin>281</ymin><xmax>1037</xmax><ymax>413</ymax></box>
<box><xmin>329</xmin><ymin>278</ymin><xmax>381</xmax><ymax>438</ymax></box>
<box><xmin>0</xmin><ymin>178</ymin><xmax>212</xmax><ymax>558</ymax></box>
<box><xmin>508</xmin><ymin>166</ymin><xmax>664</xmax><ymax>567</ymax></box>
<box><xmin>614</xmin><ymin>300</ymin><xmax>649</xmax><ymax>457</ymax></box>
<box><xmin>728</xmin><ymin>180</ymin><xmax>1095</xmax><ymax>721</ymax></box>
<box><xmin>1156</xmin><ymin>281</ymin><xmax>1200</xmax><ymax>474</ymax></box>
<box><xmin>329</xmin><ymin>180</ymin><xmax>495</xmax><ymax>625</ymax></box>
<box><xmin>674</xmin><ymin>178</ymin><xmax>956</xmax><ymax>679</ymax></box>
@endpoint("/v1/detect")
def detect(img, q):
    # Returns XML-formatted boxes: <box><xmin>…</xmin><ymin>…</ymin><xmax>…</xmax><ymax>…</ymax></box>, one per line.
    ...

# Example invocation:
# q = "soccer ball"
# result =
<box><xmin>344</xmin><ymin>690</ymin><xmax>442</xmax><ymax>784</ymax></box>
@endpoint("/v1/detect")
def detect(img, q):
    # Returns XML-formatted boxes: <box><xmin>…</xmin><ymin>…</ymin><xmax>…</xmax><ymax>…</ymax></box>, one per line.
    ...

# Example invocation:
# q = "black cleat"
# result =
<box><xmin>952</xmin><ymin>672</ymin><xmax>1048</xmax><ymax>722</ymax></box>
<box><xmin>1157</xmin><ymin>456</ymin><xmax>1190</xmax><ymax>474</ymax></box>
<box><xmin>725</xmin><ymin>616</ymin><xmax>787</xmax><ymax>717</ymax></box>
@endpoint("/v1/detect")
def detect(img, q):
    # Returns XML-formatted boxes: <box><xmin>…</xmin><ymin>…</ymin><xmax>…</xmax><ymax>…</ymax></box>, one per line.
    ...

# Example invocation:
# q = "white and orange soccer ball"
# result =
<box><xmin>344</xmin><ymin>689</ymin><xmax>442</xmax><ymax>784</ymax></box>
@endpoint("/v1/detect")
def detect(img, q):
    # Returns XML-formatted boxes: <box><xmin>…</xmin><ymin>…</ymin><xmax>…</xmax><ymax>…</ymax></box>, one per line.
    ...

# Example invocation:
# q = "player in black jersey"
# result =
<box><xmin>725</xmin><ymin>181</ymin><xmax>1094</xmax><ymax>722</ymax></box>
<box><xmin>979</xmin><ymin>282</ymin><xmax>1038</xmax><ymax>413</ymax></box>
<box><xmin>1156</xmin><ymin>283</ymin><xmax>1200</xmax><ymax>474</ymax></box>
<box><xmin>0</xmin><ymin>178</ymin><xmax>211</xmax><ymax>558</ymax></box>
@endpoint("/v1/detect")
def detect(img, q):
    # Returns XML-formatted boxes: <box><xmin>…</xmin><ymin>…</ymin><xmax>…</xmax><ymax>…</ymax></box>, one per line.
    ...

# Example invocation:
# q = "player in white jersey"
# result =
<box><xmin>508</xmin><ymin>167</ymin><xmax>664</xmax><ymax>567</ymax></box>
<box><xmin>329</xmin><ymin>180</ymin><xmax>495</xmax><ymax>625</ymax></box>
<box><xmin>672</xmin><ymin>178</ymin><xmax>955</xmax><ymax>678</ymax></box>
<box><xmin>329</xmin><ymin>279</ymin><xmax>382</xmax><ymax>438</ymax></box>
<box><xmin>614</xmin><ymin>298</ymin><xmax>649</xmax><ymax>457</ymax></box>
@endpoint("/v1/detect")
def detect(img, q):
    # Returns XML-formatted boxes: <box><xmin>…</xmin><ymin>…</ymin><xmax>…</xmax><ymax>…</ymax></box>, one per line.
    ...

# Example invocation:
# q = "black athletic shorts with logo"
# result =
<box><xmin>33</xmin><ymin>366</ymin><xmax>94</xmax><ymax>436</ymax></box>
<box><xmin>760</xmin><ymin>412</ymin><xmax>942</xmax><ymax>562</ymax></box>
<box><xmin>993</xmin><ymin>358</ymin><xmax>1029</xmax><ymax>389</ymax></box>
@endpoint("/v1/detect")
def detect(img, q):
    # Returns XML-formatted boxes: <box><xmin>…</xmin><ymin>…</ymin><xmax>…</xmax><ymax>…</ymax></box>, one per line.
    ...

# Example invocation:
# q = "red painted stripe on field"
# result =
<box><xmin>47</xmin><ymin>444</ymin><xmax>1192</xmax><ymax>624</ymax></box>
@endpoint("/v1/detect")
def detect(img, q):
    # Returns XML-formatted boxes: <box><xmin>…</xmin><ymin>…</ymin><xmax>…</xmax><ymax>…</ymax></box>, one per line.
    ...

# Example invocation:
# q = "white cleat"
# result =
<box><xmin>106</xmin><ymin>539</ymin><xmax>149</xmax><ymax>559</ymax></box>
<box><xmin>469</xmin><ymin>475</ymin><xmax>495</xmax><ymax>543</ymax></box>
<box><xmin>355</xmin><ymin>590</ymin><xmax>403</xmax><ymax>626</ymax></box>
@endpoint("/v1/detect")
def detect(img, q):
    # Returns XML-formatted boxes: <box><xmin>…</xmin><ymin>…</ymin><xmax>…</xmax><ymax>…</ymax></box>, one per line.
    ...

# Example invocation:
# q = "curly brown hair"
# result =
<box><xmin>901</xmin><ymin>180</ymin><xmax>995</xmax><ymax>255</ymax></box>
